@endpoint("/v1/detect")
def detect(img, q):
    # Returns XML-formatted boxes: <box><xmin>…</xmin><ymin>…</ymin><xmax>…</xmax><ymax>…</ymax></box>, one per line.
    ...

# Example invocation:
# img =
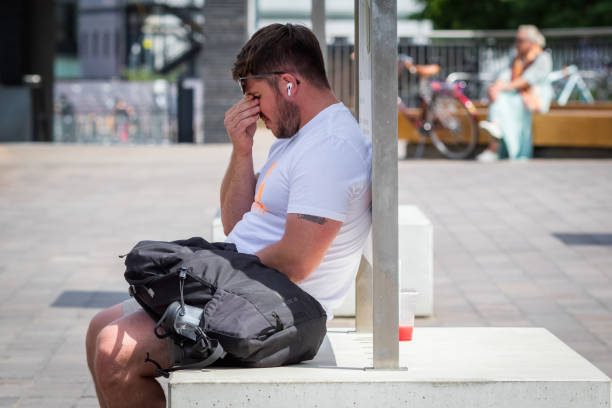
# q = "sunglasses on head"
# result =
<box><xmin>238</xmin><ymin>72</ymin><xmax>301</xmax><ymax>94</ymax></box>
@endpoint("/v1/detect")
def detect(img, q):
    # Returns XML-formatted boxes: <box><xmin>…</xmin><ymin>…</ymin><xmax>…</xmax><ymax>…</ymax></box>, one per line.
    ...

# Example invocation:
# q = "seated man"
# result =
<box><xmin>85</xmin><ymin>23</ymin><xmax>372</xmax><ymax>408</ymax></box>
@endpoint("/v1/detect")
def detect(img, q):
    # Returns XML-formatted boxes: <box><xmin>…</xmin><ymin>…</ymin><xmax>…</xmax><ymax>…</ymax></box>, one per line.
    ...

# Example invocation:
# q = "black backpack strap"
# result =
<box><xmin>144</xmin><ymin>338</ymin><xmax>226</xmax><ymax>378</ymax></box>
<box><xmin>167</xmin><ymin>339</ymin><xmax>226</xmax><ymax>373</ymax></box>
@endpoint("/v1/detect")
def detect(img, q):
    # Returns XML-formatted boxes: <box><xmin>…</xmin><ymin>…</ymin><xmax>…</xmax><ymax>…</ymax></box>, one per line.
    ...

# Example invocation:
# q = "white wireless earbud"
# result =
<box><xmin>287</xmin><ymin>82</ymin><xmax>293</xmax><ymax>96</ymax></box>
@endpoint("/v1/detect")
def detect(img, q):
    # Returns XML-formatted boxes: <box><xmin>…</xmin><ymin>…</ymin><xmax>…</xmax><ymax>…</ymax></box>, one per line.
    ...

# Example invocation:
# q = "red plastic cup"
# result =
<box><xmin>399</xmin><ymin>325</ymin><xmax>414</xmax><ymax>341</ymax></box>
<box><xmin>399</xmin><ymin>290</ymin><xmax>418</xmax><ymax>342</ymax></box>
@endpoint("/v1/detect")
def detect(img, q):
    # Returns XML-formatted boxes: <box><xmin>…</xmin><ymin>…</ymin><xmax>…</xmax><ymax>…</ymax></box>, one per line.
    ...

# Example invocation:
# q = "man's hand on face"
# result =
<box><xmin>224</xmin><ymin>95</ymin><xmax>261</xmax><ymax>156</ymax></box>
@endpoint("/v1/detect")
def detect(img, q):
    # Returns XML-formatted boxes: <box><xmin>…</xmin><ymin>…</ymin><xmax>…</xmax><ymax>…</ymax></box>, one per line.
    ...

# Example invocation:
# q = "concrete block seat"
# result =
<box><xmin>335</xmin><ymin>205</ymin><xmax>433</xmax><ymax>317</ymax></box>
<box><xmin>169</xmin><ymin>327</ymin><xmax>611</xmax><ymax>407</ymax></box>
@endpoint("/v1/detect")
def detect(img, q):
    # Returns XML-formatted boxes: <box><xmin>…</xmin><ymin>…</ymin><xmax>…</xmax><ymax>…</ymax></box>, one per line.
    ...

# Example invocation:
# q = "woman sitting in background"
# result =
<box><xmin>477</xmin><ymin>25</ymin><xmax>553</xmax><ymax>162</ymax></box>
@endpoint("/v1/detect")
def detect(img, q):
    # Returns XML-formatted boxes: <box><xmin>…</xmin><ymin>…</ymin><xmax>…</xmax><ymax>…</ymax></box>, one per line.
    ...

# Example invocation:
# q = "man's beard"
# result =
<box><xmin>268</xmin><ymin>90</ymin><xmax>300</xmax><ymax>139</ymax></box>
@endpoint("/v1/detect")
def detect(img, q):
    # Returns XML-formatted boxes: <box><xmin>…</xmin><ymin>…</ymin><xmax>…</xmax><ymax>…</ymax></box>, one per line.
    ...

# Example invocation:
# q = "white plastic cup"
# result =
<box><xmin>399</xmin><ymin>289</ymin><xmax>418</xmax><ymax>341</ymax></box>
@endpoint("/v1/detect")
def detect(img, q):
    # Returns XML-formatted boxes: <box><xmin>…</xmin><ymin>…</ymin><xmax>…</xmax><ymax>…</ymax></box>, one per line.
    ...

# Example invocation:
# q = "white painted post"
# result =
<box><xmin>311</xmin><ymin>0</ymin><xmax>327</xmax><ymax>69</ymax></box>
<box><xmin>356</xmin><ymin>0</ymin><xmax>399</xmax><ymax>369</ymax></box>
<box><xmin>353</xmin><ymin>0</ymin><xmax>371</xmax><ymax>333</ymax></box>
<box><xmin>246</xmin><ymin>0</ymin><xmax>256</xmax><ymax>38</ymax></box>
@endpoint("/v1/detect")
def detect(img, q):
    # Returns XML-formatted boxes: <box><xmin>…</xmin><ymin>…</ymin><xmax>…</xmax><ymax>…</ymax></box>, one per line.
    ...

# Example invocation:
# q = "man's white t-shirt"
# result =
<box><xmin>226</xmin><ymin>102</ymin><xmax>372</xmax><ymax>317</ymax></box>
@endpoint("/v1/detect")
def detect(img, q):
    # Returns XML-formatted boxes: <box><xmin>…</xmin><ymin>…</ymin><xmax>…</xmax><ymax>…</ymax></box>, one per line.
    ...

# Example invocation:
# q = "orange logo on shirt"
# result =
<box><xmin>252</xmin><ymin>161</ymin><xmax>277</xmax><ymax>215</ymax></box>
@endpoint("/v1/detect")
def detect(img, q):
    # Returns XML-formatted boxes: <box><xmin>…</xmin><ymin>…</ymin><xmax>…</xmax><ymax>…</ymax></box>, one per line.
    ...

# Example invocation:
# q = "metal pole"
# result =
<box><xmin>246</xmin><ymin>0</ymin><xmax>256</xmax><ymax>39</ymax></box>
<box><xmin>311</xmin><ymin>0</ymin><xmax>327</xmax><ymax>69</ymax></box>
<box><xmin>358</xmin><ymin>0</ymin><xmax>399</xmax><ymax>369</ymax></box>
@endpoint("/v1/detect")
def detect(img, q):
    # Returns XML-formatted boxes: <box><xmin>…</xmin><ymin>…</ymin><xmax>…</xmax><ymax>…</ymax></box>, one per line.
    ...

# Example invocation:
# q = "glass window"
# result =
<box><xmin>103</xmin><ymin>31</ymin><xmax>110</xmax><ymax>56</ymax></box>
<box><xmin>81</xmin><ymin>32</ymin><xmax>88</xmax><ymax>56</ymax></box>
<box><xmin>115</xmin><ymin>30</ymin><xmax>120</xmax><ymax>58</ymax></box>
<box><xmin>92</xmin><ymin>31</ymin><xmax>99</xmax><ymax>56</ymax></box>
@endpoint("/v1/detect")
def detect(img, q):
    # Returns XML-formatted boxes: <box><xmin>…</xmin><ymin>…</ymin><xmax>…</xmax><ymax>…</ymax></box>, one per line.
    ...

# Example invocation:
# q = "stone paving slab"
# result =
<box><xmin>0</xmin><ymin>140</ymin><xmax>611</xmax><ymax>406</ymax></box>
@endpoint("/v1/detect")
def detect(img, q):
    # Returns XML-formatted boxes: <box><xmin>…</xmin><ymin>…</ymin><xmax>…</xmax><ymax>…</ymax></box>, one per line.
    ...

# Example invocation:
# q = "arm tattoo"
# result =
<box><xmin>298</xmin><ymin>214</ymin><xmax>327</xmax><ymax>225</ymax></box>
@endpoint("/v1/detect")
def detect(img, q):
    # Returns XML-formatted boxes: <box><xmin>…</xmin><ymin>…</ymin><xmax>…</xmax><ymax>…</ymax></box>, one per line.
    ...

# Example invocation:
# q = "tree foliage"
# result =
<box><xmin>411</xmin><ymin>0</ymin><xmax>612</xmax><ymax>29</ymax></box>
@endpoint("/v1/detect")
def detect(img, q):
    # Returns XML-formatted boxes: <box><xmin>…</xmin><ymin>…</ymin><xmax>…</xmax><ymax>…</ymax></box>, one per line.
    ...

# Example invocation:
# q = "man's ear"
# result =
<box><xmin>280</xmin><ymin>73</ymin><xmax>297</xmax><ymax>98</ymax></box>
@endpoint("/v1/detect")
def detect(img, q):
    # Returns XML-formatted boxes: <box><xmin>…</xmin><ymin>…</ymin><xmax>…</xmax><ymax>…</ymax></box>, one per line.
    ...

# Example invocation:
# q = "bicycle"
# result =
<box><xmin>398</xmin><ymin>55</ymin><xmax>479</xmax><ymax>160</ymax></box>
<box><xmin>548</xmin><ymin>65</ymin><xmax>595</xmax><ymax>105</ymax></box>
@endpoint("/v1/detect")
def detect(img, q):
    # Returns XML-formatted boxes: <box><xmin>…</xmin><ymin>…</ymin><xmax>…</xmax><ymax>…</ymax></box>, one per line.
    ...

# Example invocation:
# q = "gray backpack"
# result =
<box><xmin>123</xmin><ymin>237</ymin><xmax>327</xmax><ymax>376</ymax></box>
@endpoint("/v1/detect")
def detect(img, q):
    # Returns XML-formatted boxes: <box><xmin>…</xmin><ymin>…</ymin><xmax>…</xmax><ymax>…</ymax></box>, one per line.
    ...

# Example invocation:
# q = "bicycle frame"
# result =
<box><xmin>404</xmin><ymin>80</ymin><xmax>478</xmax><ymax>132</ymax></box>
<box><xmin>548</xmin><ymin>65</ymin><xmax>595</xmax><ymax>105</ymax></box>
<box><xmin>430</xmin><ymin>81</ymin><xmax>479</xmax><ymax>119</ymax></box>
<box><xmin>401</xmin><ymin>78</ymin><xmax>480</xmax><ymax>159</ymax></box>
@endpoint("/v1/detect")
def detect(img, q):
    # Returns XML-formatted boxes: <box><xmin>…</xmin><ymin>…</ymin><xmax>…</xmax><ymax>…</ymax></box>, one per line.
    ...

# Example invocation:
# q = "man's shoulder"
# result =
<box><xmin>299</xmin><ymin>130</ymin><xmax>369</xmax><ymax>168</ymax></box>
<box><xmin>326</xmin><ymin>102</ymin><xmax>360</xmax><ymax>130</ymax></box>
<box><xmin>308</xmin><ymin>102</ymin><xmax>360</xmax><ymax>134</ymax></box>
<box><xmin>303</xmin><ymin>104</ymin><xmax>368</xmax><ymax>153</ymax></box>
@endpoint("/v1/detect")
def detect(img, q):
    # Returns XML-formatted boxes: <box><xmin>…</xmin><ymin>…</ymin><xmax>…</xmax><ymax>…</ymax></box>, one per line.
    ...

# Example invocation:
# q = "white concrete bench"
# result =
<box><xmin>211</xmin><ymin>204</ymin><xmax>434</xmax><ymax>317</ymax></box>
<box><xmin>169</xmin><ymin>327</ymin><xmax>611</xmax><ymax>407</ymax></box>
<box><xmin>334</xmin><ymin>204</ymin><xmax>433</xmax><ymax>317</ymax></box>
<box><xmin>211</xmin><ymin>209</ymin><xmax>226</xmax><ymax>242</ymax></box>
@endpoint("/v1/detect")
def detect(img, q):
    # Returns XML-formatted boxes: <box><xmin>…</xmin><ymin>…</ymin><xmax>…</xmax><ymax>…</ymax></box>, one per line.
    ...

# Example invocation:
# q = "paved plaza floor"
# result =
<box><xmin>0</xmin><ymin>137</ymin><xmax>611</xmax><ymax>407</ymax></box>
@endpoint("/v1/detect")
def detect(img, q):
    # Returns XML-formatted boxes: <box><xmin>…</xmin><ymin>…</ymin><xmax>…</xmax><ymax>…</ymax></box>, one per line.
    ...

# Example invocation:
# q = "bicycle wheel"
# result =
<box><xmin>427</xmin><ymin>94</ymin><xmax>478</xmax><ymax>159</ymax></box>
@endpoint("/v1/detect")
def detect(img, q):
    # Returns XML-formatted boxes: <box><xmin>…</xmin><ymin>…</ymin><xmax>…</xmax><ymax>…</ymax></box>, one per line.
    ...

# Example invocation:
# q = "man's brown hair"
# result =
<box><xmin>232</xmin><ymin>23</ymin><xmax>330</xmax><ymax>90</ymax></box>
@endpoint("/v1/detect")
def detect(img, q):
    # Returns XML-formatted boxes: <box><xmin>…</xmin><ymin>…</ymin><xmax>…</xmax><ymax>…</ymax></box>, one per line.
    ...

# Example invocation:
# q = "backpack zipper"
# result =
<box><xmin>178</xmin><ymin>266</ymin><xmax>188</xmax><ymax>316</ymax></box>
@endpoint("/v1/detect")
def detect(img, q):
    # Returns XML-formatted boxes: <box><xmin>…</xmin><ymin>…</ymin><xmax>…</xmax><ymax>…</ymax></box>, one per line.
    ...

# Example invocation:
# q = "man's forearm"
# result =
<box><xmin>220</xmin><ymin>151</ymin><xmax>256</xmax><ymax>235</ymax></box>
<box><xmin>255</xmin><ymin>214</ymin><xmax>343</xmax><ymax>284</ymax></box>
<box><xmin>256</xmin><ymin>241</ymin><xmax>309</xmax><ymax>283</ymax></box>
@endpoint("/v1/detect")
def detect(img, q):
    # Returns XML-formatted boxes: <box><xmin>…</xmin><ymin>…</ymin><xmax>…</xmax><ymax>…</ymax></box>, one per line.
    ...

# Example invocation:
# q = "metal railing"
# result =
<box><xmin>326</xmin><ymin>40</ymin><xmax>356</xmax><ymax>114</ymax></box>
<box><xmin>327</xmin><ymin>29</ymin><xmax>612</xmax><ymax>110</ymax></box>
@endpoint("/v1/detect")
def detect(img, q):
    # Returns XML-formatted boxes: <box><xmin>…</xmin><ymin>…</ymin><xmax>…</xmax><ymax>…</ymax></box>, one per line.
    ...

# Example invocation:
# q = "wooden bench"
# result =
<box><xmin>398</xmin><ymin>102</ymin><xmax>612</xmax><ymax>149</ymax></box>
<box><xmin>533</xmin><ymin>108</ymin><xmax>612</xmax><ymax>148</ymax></box>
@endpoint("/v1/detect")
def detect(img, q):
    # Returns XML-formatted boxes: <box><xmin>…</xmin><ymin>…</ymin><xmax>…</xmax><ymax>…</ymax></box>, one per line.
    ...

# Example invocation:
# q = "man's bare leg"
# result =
<box><xmin>94</xmin><ymin>309</ymin><xmax>169</xmax><ymax>408</ymax></box>
<box><xmin>86</xmin><ymin>304</ymin><xmax>124</xmax><ymax>408</ymax></box>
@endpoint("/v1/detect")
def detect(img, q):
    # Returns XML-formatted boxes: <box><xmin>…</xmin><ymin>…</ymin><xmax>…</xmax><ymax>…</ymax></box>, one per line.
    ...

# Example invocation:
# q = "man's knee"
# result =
<box><xmin>94</xmin><ymin>323</ymin><xmax>130</xmax><ymax>390</ymax></box>
<box><xmin>86</xmin><ymin>304</ymin><xmax>124</xmax><ymax>357</ymax></box>
<box><xmin>87</xmin><ymin>310</ymin><xmax>108</xmax><ymax>348</ymax></box>
<box><xmin>94</xmin><ymin>310</ymin><xmax>166</xmax><ymax>387</ymax></box>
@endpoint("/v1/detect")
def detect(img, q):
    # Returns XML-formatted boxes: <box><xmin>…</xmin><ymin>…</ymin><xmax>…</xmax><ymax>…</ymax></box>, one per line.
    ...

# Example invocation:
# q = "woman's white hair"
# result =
<box><xmin>518</xmin><ymin>25</ymin><xmax>546</xmax><ymax>48</ymax></box>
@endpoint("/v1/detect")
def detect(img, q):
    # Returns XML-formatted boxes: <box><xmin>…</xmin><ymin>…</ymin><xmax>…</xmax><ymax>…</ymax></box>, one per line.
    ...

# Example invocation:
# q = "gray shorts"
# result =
<box><xmin>121</xmin><ymin>298</ymin><xmax>182</xmax><ymax>366</ymax></box>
